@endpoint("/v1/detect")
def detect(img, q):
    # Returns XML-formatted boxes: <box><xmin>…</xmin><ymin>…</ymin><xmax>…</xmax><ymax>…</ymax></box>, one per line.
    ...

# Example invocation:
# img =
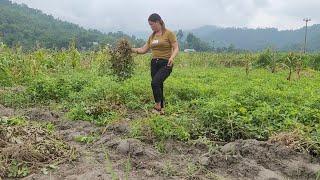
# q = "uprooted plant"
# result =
<box><xmin>109</xmin><ymin>39</ymin><xmax>135</xmax><ymax>81</ymax></box>
<box><xmin>0</xmin><ymin>117</ymin><xmax>77</xmax><ymax>178</ymax></box>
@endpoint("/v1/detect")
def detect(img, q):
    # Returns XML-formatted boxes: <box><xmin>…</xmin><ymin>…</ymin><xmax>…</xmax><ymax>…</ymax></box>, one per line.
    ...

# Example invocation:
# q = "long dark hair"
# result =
<box><xmin>148</xmin><ymin>13</ymin><xmax>166</xmax><ymax>38</ymax></box>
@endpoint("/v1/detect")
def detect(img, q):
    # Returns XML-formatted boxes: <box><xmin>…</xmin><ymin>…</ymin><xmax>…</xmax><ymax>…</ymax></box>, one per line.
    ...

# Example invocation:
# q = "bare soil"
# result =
<box><xmin>1</xmin><ymin>105</ymin><xmax>319</xmax><ymax>180</ymax></box>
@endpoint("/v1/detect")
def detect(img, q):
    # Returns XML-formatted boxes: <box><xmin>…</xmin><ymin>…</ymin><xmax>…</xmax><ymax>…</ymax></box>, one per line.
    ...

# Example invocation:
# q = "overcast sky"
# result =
<box><xmin>11</xmin><ymin>0</ymin><xmax>318</xmax><ymax>33</ymax></box>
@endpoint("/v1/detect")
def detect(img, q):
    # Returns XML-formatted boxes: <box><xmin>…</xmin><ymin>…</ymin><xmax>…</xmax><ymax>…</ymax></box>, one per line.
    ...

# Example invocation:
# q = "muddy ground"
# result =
<box><xmin>1</xmin><ymin>104</ymin><xmax>319</xmax><ymax>180</ymax></box>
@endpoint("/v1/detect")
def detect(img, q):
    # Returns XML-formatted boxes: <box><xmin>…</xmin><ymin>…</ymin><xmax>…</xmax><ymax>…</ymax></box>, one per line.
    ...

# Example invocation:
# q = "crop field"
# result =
<box><xmin>1</xmin><ymin>43</ymin><xmax>320</xmax><ymax>179</ymax></box>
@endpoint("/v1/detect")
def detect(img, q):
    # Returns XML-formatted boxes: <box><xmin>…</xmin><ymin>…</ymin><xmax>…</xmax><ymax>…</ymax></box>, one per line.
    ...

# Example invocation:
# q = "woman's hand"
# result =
<box><xmin>131</xmin><ymin>48</ymin><xmax>138</xmax><ymax>53</ymax></box>
<box><xmin>167</xmin><ymin>41</ymin><xmax>179</xmax><ymax>67</ymax></box>
<box><xmin>131</xmin><ymin>43</ymin><xmax>150</xmax><ymax>54</ymax></box>
<box><xmin>168</xmin><ymin>57</ymin><xmax>174</xmax><ymax>67</ymax></box>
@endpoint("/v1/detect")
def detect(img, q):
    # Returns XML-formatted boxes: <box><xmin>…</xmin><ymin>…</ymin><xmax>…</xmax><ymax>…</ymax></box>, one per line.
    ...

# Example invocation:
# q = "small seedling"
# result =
<box><xmin>74</xmin><ymin>135</ymin><xmax>96</xmax><ymax>144</ymax></box>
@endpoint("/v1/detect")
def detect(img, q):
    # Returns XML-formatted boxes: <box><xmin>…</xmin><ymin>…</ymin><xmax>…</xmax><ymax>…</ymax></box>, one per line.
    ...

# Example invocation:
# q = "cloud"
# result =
<box><xmin>11</xmin><ymin>0</ymin><xmax>319</xmax><ymax>32</ymax></box>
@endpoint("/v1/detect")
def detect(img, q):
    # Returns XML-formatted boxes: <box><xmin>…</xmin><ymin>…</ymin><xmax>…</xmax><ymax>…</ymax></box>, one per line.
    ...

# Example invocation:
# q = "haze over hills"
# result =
<box><xmin>1</xmin><ymin>0</ymin><xmax>319</xmax><ymax>52</ymax></box>
<box><xmin>190</xmin><ymin>24</ymin><xmax>320</xmax><ymax>51</ymax></box>
<box><xmin>130</xmin><ymin>24</ymin><xmax>320</xmax><ymax>52</ymax></box>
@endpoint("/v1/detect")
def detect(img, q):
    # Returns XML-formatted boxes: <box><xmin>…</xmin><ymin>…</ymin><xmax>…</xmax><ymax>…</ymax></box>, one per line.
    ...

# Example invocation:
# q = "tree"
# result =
<box><xmin>0</xmin><ymin>32</ymin><xmax>3</xmax><ymax>43</ymax></box>
<box><xmin>227</xmin><ymin>44</ymin><xmax>235</xmax><ymax>52</ymax></box>
<box><xmin>177</xmin><ymin>29</ymin><xmax>183</xmax><ymax>41</ymax></box>
<box><xmin>186</xmin><ymin>33</ymin><xmax>212</xmax><ymax>51</ymax></box>
<box><xmin>186</xmin><ymin>33</ymin><xmax>200</xmax><ymax>50</ymax></box>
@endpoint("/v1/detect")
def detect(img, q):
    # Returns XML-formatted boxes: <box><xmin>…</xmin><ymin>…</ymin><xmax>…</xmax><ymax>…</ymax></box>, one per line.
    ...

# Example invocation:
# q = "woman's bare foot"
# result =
<box><xmin>152</xmin><ymin>103</ymin><xmax>165</xmax><ymax>115</ymax></box>
<box><xmin>154</xmin><ymin>103</ymin><xmax>161</xmax><ymax>110</ymax></box>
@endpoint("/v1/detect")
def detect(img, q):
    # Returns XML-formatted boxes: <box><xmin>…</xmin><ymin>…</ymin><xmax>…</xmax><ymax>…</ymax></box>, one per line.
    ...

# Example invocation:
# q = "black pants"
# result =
<box><xmin>151</xmin><ymin>58</ymin><xmax>172</xmax><ymax>108</ymax></box>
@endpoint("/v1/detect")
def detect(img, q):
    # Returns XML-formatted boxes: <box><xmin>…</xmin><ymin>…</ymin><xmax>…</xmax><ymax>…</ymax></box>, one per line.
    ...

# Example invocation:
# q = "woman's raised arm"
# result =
<box><xmin>132</xmin><ymin>43</ymin><xmax>149</xmax><ymax>54</ymax></box>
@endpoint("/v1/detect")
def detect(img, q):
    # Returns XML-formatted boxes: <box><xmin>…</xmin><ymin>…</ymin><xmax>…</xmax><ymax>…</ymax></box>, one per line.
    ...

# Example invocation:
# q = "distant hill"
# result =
<box><xmin>0</xmin><ymin>0</ymin><xmax>144</xmax><ymax>50</ymax></box>
<box><xmin>190</xmin><ymin>24</ymin><xmax>320</xmax><ymax>51</ymax></box>
<box><xmin>131</xmin><ymin>24</ymin><xmax>320</xmax><ymax>52</ymax></box>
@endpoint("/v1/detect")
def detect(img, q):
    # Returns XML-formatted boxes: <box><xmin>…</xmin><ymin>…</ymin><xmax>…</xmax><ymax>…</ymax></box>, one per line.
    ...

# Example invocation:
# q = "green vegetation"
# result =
<box><xmin>74</xmin><ymin>135</ymin><xmax>97</xmax><ymax>144</ymax></box>
<box><xmin>1</xmin><ymin>42</ymin><xmax>320</xmax><ymax>157</ymax></box>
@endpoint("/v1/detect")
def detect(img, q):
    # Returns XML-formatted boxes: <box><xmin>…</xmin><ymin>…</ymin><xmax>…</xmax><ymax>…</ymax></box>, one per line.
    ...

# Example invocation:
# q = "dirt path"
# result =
<box><xmin>1</xmin><ymin>105</ymin><xmax>319</xmax><ymax>180</ymax></box>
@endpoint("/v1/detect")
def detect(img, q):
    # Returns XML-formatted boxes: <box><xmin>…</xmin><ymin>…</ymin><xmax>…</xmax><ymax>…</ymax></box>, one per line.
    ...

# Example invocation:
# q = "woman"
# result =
<box><xmin>132</xmin><ymin>13</ymin><xmax>179</xmax><ymax>114</ymax></box>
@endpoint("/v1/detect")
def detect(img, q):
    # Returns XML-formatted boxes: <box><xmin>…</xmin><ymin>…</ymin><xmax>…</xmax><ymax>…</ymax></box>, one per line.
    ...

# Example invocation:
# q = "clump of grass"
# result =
<box><xmin>74</xmin><ymin>134</ymin><xmax>97</xmax><ymax>144</ymax></box>
<box><xmin>161</xmin><ymin>161</ymin><xmax>177</xmax><ymax>177</ymax></box>
<box><xmin>129</xmin><ymin>116</ymin><xmax>190</xmax><ymax>141</ymax></box>
<box><xmin>104</xmin><ymin>151</ymin><xmax>119</xmax><ymax>180</ymax></box>
<box><xmin>269</xmin><ymin>130</ymin><xmax>320</xmax><ymax>156</ymax></box>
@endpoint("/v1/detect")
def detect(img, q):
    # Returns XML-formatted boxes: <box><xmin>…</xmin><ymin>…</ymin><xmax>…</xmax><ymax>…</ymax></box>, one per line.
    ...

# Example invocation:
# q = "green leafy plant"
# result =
<box><xmin>8</xmin><ymin>160</ymin><xmax>29</xmax><ymax>178</ymax></box>
<box><xmin>74</xmin><ymin>135</ymin><xmax>97</xmax><ymax>144</ymax></box>
<box><xmin>284</xmin><ymin>52</ymin><xmax>301</xmax><ymax>81</ymax></box>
